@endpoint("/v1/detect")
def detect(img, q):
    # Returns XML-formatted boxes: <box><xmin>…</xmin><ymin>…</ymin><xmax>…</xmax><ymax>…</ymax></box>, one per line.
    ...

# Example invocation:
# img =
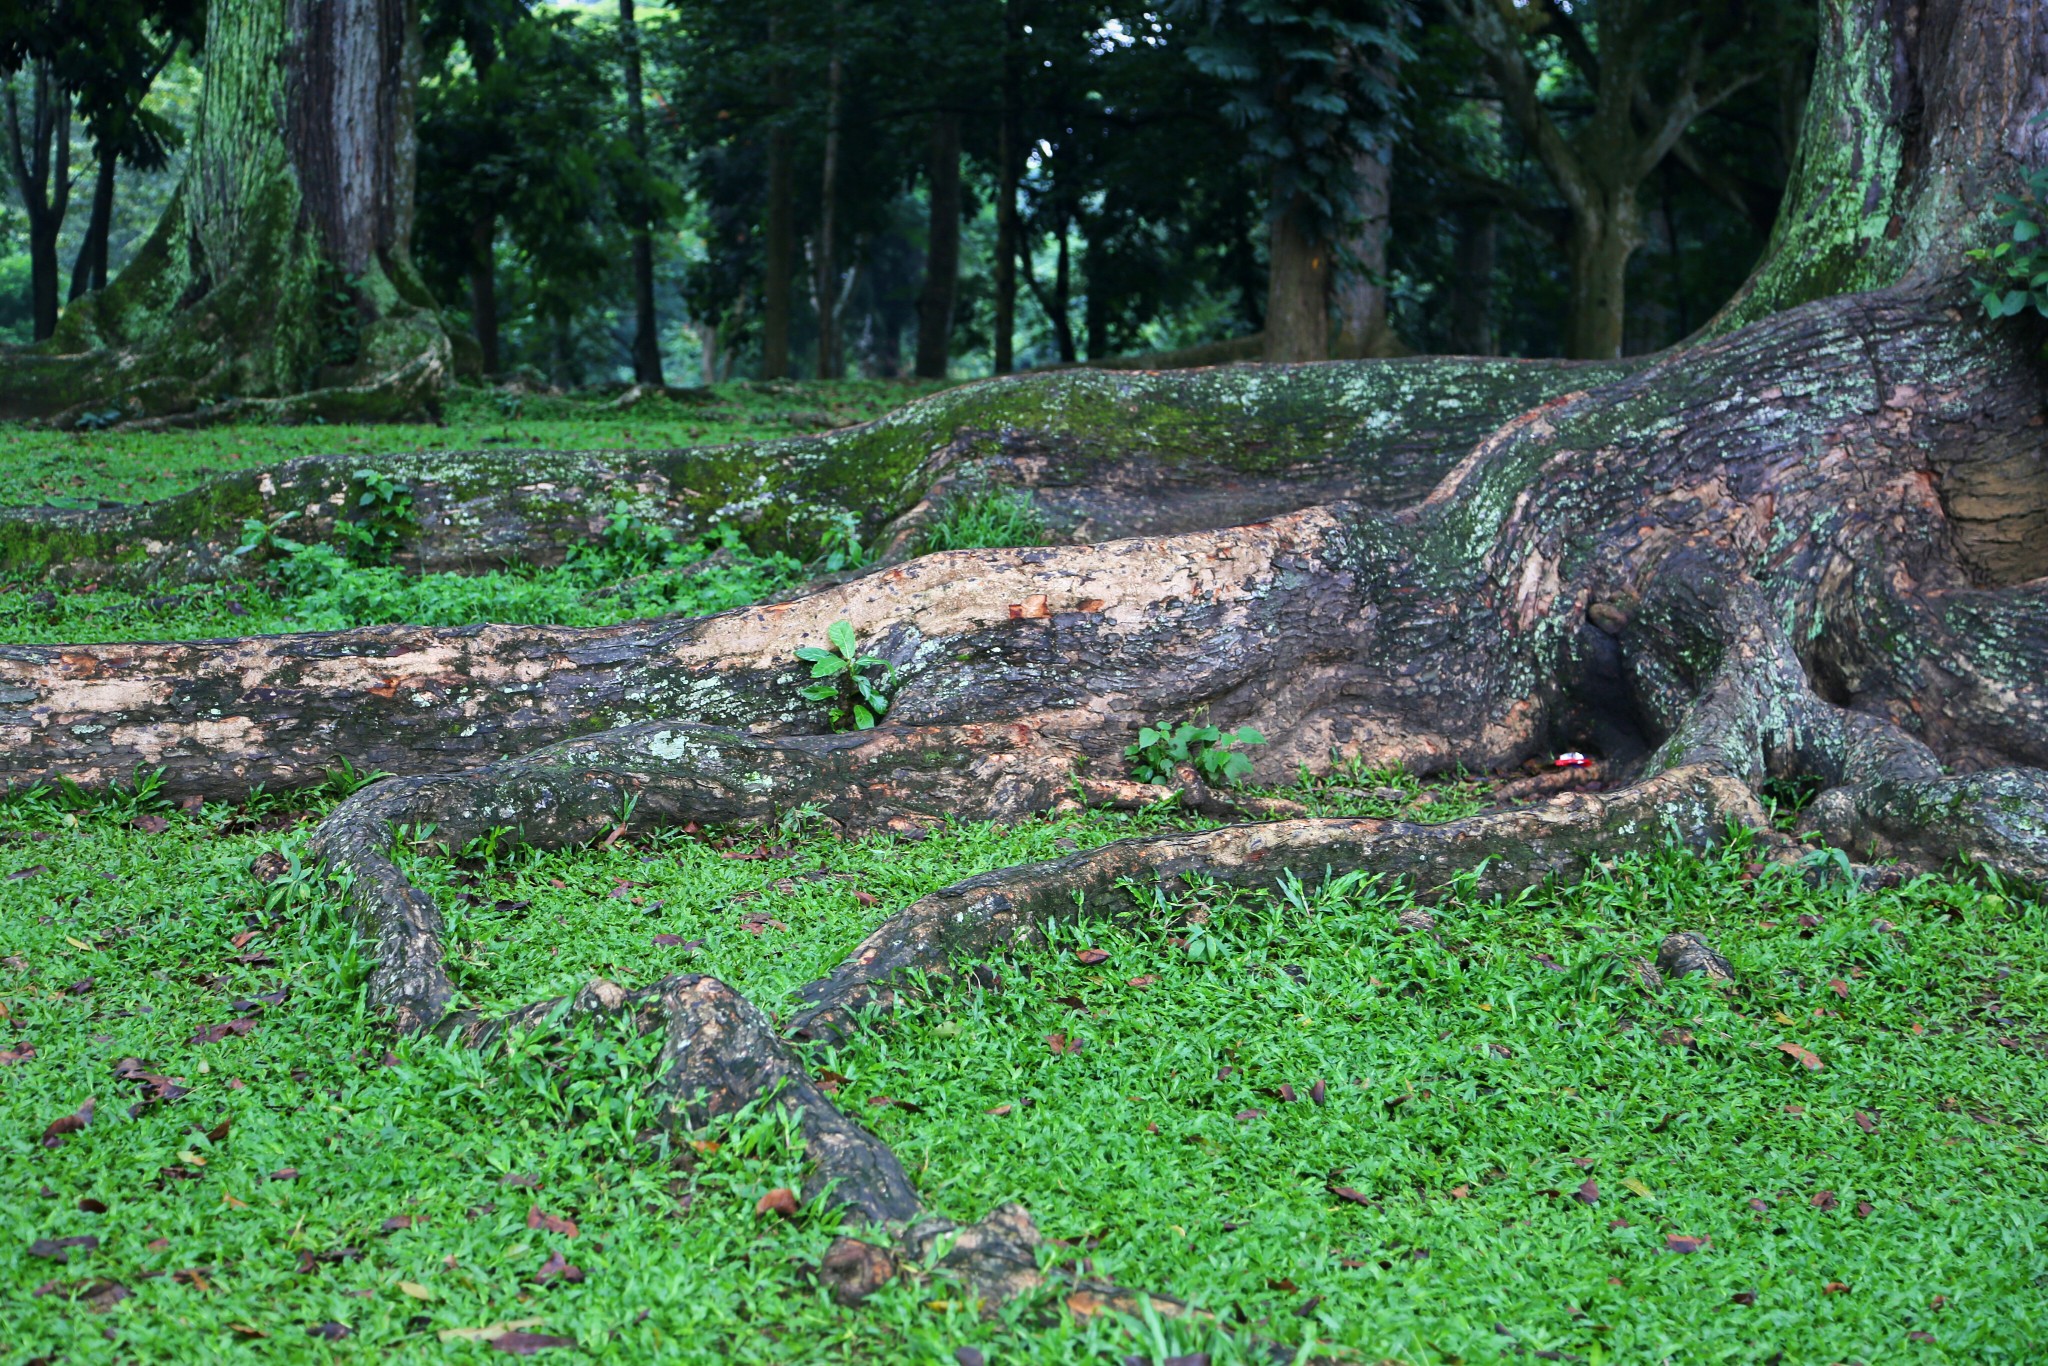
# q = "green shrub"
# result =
<box><xmin>1968</xmin><ymin>165</ymin><xmax>2048</xmax><ymax>324</ymax></box>
<box><xmin>1126</xmin><ymin>720</ymin><xmax>1266</xmax><ymax>786</ymax></box>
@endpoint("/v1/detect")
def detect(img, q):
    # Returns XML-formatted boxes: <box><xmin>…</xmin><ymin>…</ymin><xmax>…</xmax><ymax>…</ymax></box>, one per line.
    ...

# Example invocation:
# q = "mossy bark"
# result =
<box><xmin>0</xmin><ymin>0</ymin><xmax>452</xmax><ymax>427</ymax></box>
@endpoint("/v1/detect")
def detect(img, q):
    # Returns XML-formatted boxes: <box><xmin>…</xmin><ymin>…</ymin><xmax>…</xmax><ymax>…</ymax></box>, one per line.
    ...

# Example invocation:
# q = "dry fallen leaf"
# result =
<box><xmin>396</xmin><ymin>1280</ymin><xmax>435</xmax><ymax>1301</ymax></box>
<box><xmin>756</xmin><ymin>1187</ymin><xmax>799</xmax><ymax>1219</ymax></box>
<box><xmin>1777</xmin><ymin>1041</ymin><xmax>1824</xmax><ymax>1070</ymax></box>
<box><xmin>437</xmin><ymin>1318</ymin><xmax>545</xmax><ymax>1344</ymax></box>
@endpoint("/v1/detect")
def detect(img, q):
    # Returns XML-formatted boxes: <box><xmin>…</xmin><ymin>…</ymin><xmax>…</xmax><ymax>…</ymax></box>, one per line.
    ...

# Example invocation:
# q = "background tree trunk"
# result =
<box><xmin>621</xmin><ymin>0</ymin><xmax>664</xmax><ymax>387</ymax></box>
<box><xmin>2</xmin><ymin>62</ymin><xmax>71</xmax><ymax>342</ymax></box>
<box><xmin>993</xmin><ymin>5</ymin><xmax>1022</xmax><ymax>375</ymax></box>
<box><xmin>68</xmin><ymin>148</ymin><xmax>117</xmax><ymax>302</ymax></box>
<box><xmin>914</xmin><ymin>112</ymin><xmax>961</xmax><ymax>380</ymax></box>
<box><xmin>1263</xmin><ymin>190</ymin><xmax>1329</xmax><ymax>362</ymax></box>
<box><xmin>761</xmin><ymin>18</ymin><xmax>794</xmax><ymax>383</ymax></box>
<box><xmin>1447</xmin><ymin>204</ymin><xmax>1495</xmax><ymax>355</ymax></box>
<box><xmin>0</xmin><ymin>0</ymin><xmax>451</xmax><ymax>423</ymax></box>
<box><xmin>1331</xmin><ymin>148</ymin><xmax>1394</xmax><ymax>358</ymax></box>
<box><xmin>813</xmin><ymin>11</ymin><xmax>844</xmax><ymax>382</ymax></box>
<box><xmin>468</xmin><ymin>215</ymin><xmax>499</xmax><ymax>375</ymax></box>
<box><xmin>1563</xmin><ymin>191</ymin><xmax>1642</xmax><ymax>359</ymax></box>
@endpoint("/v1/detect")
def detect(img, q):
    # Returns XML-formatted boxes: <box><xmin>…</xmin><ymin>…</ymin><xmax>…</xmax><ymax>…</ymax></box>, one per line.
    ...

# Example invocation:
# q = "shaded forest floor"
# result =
<box><xmin>1</xmin><ymin>384</ymin><xmax>2044</xmax><ymax>1363</ymax></box>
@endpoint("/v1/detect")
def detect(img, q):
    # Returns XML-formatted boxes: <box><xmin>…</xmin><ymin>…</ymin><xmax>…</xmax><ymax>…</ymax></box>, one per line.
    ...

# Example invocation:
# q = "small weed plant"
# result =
<box><xmin>914</xmin><ymin>487</ymin><xmax>1049</xmax><ymax>554</ymax></box>
<box><xmin>335</xmin><ymin>467</ymin><xmax>415</xmax><ymax>565</ymax></box>
<box><xmin>1968</xmin><ymin>162</ymin><xmax>2048</xmax><ymax>328</ymax></box>
<box><xmin>794</xmin><ymin>619</ymin><xmax>895</xmax><ymax>730</ymax></box>
<box><xmin>1127</xmin><ymin>719</ymin><xmax>1266</xmax><ymax>786</ymax></box>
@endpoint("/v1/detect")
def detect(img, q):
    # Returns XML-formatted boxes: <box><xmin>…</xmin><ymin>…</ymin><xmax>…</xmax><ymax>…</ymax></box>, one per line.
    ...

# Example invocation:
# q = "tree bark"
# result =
<box><xmin>1564</xmin><ymin>189</ymin><xmax>1643</xmax><ymax>360</ymax></box>
<box><xmin>914</xmin><ymin>112</ymin><xmax>962</xmax><ymax>380</ymax></box>
<box><xmin>813</xmin><ymin>8</ymin><xmax>845</xmax><ymax>382</ymax></box>
<box><xmin>1263</xmin><ymin>189</ymin><xmax>1329</xmax><ymax>362</ymax></box>
<box><xmin>467</xmin><ymin>215</ymin><xmax>500</xmax><ymax>376</ymax></box>
<box><xmin>0</xmin><ymin>0</ymin><xmax>451</xmax><ymax>424</ymax></box>
<box><xmin>68</xmin><ymin>147</ymin><xmax>118</xmax><ymax>303</ymax></box>
<box><xmin>992</xmin><ymin>5</ymin><xmax>1022</xmax><ymax>375</ymax></box>
<box><xmin>3</xmin><ymin>61</ymin><xmax>71</xmax><ymax>342</ymax></box>
<box><xmin>1448</xmin><ymin>204</ymin><xmax>1496</xmax><ymax>355</ymax></box>
<box><xmin>761</xmin><ymin>31</ymin><xmax>795</xmax><ymax>382</ymax></box>
<box><xmin>620</xmin><ymin>0</ymin><xmax>665</xmax><ymax>387</ymax></box>
<box><xmin>1331</xmin><ymin>147</ymin><xmax>1394</xmax><ymax>359</ymax></box>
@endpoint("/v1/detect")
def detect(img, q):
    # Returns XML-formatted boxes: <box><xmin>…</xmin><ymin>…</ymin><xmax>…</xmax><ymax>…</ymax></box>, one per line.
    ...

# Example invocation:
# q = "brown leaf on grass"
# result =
<box><xmin>191</xmin><ymin>1018</ymin><xmax>257</xmax><ymax>1045</ymax></box>
<box><xmin>227</xmin><ymin>1322</ymin><xmax>268</xmax><ymax>1338</ymax></box>
<box><xmin>1855</xmin><ymin>1110</ymin><xmax>1877</xmax><ymax>1132</ymax></box>
<box><xmin>1125</xmin><ymin>974</ymin><xmax>1157</xmax><ymax>988</ymax></box>
<box><xmin>40</xmin><ymin>1096</ymin><xmax>93</xmax><ymax>1148</ymax></box>
<box><xmin>1310</xmin><ymin>1078</ymin><xmax>1327</xmax><ymax>1106</ymax></box>
<box><xmin>501</xmin><ymin>1173</ymin><xmax>542</xmax><ymax>1188</ymax></box>
<box><xmin>1811</xmin><ymin>1190</ymin><xmax>1839</xmax><ymax>1211</ymax></box>
<box><xmin>813</xmin><ymin>1069</ymin><xmax>848</xmax><ymax>1094</ymax></box>
<box><xmin>1731</xmin><ymin>1290</ymin><xmax>1757</xmax><ymax>1305</ymax></box>
<box><xmin>78</xmin><ymin>1197</ymin><xmax>107</xmax><ymax>1213</ymax></box>
<box><xmin>1234</xmin><ymin>1108</ymin><xmax>1263</xmax><ymax>1122</ymax></box>
<box><xmin>1822</xmin><ymin>1281</ymin><xmax>1851</xmax><ymax>1294</ymax></box>
<box><xmin>131</xmin><ymin>815</ymin><xmax>169</xmax><ymax>834</ymax></box>
<box><xmin>1046</xmin><ymin>1032</ymin><xmax>1083</xmax><ymax>1054</ymax></box>
<box><xmin>1829</xmin><ymin>978</ymin><xmax>1850</xmax><ymax>999</ymax></box>
<box><xmin>491</xmin><ymin>1332</ymin><xmax>579</xmax><ymax>1355</ymax></box>
<box><xmin>1855</xmin><ymin>1200</ymin><xmax>1874</xmax><ymax>1218</ymax></box>
<box><xmin>525</xmin><ymin>1206</ymin><xmax>577</xmax><ymax>1237</ymax></box>
<box><xmin>0</xmin><ymin>1042</ymin><xmax>33</xmax><ymax>1064</ymax></box>
<box><xmin>985</xmin><ymin>1104</ymin><xmax>1013</xmax><ymax>1117</ymax></box>
<box><xmin>7</xmin><ymin>865</ymin><xmax>49</xmax><ymax>880</ymax></box>
<box><xmin>1776</xmin><ymin>1041</ymin><xmax>1824</xmax><ymax>1070</ymax></box>
<box><xmin>29</xmin><ymin>1235</ymin><xmax>99</xmax><ymax>1262</ymax></box>
<box><xmin>1659</xmin><ymin>1028</ymin><xmax>1696</xmax><ymax>1049</ymax></box>
<box><xmin>381</xmin><ymin>1216</ymin><xmax>416</xmax><ymax>1232</ymax></box>
<box><xmin>1276</xmin><ymin>1083</ymin><xmax>1297</xmax><ymax>1103</ymax></box>
<box><xmin>651</xmin><ymin>934</ymin><xmax>687</xmax><ymax>947</ymax></box>
<box><xmin>1908</xmin><ymin>1331</ymin><xmax>1936</xmax><ymax>1344</ymax></box>
<box><xmin>1574</xmin><ymin>1179</ymin><xmax>1600</xmax><ymax>1205</ymax></box>
<box><xmin>818</xmin><ymin>1236</ymin><xmax>895</xmax><ymax>1305</ymax></box>
<box><xmin>1074</xmin><ymin>949</ymin><xmax>1110</xmax><ymax>965</ymax></box>
<box><xmin>307</xmin><ymin>1322</ymin><xmax>352</xmax><ymax>1340</ymax></box>
<box><xmin>1329</xmin><ymin>1186</ymin><xmax>1372</xmax><ymax>1207</ymax></box>
<box><xmin>533</xmin><ymin>1250</ymin><xmax>585</xmax><ymax>1284</ymax></box>
<box><xmin>1665</xmin><ymin>1235</ymin><xmax>1707</xmax><ymax>1254</ymax></box>
<box><xmin>229</xmin><ymin>988</ymin><xmax>290</xmax><ymax>1014</ymax></box>
<box><xmin>269</xmin><ymin>1168</ymin><xmax>299</xmax><ymax>1182</ymax></box>
<box><xmin>756</xmin><ymin>1188</ymin><xmax>798</xmax><ymax>1219</ymax></box>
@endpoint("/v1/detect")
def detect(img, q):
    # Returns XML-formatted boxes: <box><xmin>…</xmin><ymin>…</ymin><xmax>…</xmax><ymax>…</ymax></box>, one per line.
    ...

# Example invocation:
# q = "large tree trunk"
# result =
<box><xmin>813</xmin><ymin>13</ymin><xmax>845</xmax><ymax>383</ymax></box>
<box><xmin>761</xmin><ymin>28</ymin><xmax>795</xmax><ymax>383</ymax></box>
<box><xmin>1563</xmin><ymin>188</ymin><xmax>1642</xmax><ymax>360</ymax></box>
<box><xmin>1262</xmin><ymin>190</ymin><xmax>1329</xmax><ymax>362</ymax></box>
<box><xmin>992</xmin><ymin>7</ymin><xmax>1022</xmax><ymax>376</ymax></box>
<box><xmin>467</xmin><ymin>216</ymin><xmax>500</xmax><ymax>376</ymax></box>
<box><xmin>3</xmin><ymin>0</ymin><xmax>2044</xmax><ymax>1310</ymax></box>
<box><xmin>1331</xmin><ymin>147</ymin><xmax>1395</xmax><ymax>359</ymax></box>
<box><xmin>1447</xmin><ymin>203</ymin><xmax>1496</xmax><ymax>354</ymax></box>
<box><xmin>0</xmin><ymin>0</ymin><xmax>451</xmax><ymax>425</ymax></box>
<box><xmin>914</xmin><ymin>112</ymin><xmax>962</xmax><ymax>380</ymax></box>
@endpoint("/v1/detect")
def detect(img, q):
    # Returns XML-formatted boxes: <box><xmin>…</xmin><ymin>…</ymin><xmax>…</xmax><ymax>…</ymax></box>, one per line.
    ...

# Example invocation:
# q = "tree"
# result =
<box><xmin>619</xmin><ymin>0</ymin><xmax>664</xmax><ymax>386</ymax></box>
<box><xmin>0</xmin><ymin>0</ymin><xmax>453</xmax><ymax>424</ymax></box>
<box><xmin>1177</xmin><ymin>0</ymin><xmax>1409</xmax><ymax>361</ymax></box>
<box><xmin>1446</xmin><ymin>0</ymin><xmax>1788</xmax><ymax>359</ymax></box>
<box><xmin>2</xmin><ymin>0</ymin><xmax>2045</xmax><ymax>1283</ymax></box>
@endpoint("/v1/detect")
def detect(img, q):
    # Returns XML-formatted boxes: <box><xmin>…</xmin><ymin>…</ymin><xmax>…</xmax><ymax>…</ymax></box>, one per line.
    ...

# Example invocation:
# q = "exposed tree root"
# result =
<box><xmin>0</xmin><ymin>355</ymin><xmax>1613</xmax><ymax>585</ymax></box>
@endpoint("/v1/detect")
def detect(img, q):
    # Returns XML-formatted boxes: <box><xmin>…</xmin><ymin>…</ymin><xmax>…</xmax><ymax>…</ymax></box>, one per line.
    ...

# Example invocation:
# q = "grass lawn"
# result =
<box><xmin>2</xmin><ymin>388</ymin><xmax>2045</xmax><ymax>1363</ymax></box>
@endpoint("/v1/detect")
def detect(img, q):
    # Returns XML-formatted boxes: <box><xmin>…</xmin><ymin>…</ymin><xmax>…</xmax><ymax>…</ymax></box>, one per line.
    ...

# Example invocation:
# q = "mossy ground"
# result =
<box><xmin>1</xmin><ymin>386</ymin><xmax>2044</xmax><ymax>1363</ymax></box>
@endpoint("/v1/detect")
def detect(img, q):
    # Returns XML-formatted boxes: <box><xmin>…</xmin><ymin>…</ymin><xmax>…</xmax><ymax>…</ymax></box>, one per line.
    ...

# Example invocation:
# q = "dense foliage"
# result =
<box><xmin>3</xmin><ymin>0</ymin><xmax>1821</xmax><ymax>372</ymax></box>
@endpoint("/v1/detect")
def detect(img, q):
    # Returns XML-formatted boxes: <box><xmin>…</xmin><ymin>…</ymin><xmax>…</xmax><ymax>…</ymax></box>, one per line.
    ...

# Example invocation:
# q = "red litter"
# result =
<box><xmin>1555</xmin><ymin>752</ymin><xmax>1592</xmax><ymax>767</ymax></box>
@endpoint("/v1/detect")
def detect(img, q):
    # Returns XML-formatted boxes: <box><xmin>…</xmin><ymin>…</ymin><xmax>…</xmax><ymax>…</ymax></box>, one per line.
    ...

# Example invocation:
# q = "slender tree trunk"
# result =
<box><xmin>1563</xmin><ymin>188</ymin><xmax>1641</xmax><ymax>360</ymax></box>
<box><xmin>68</xmin><ymin>148</ymin><xmax>118</xmax><ymax>302</ymax></box>
<box><xmin>4</xmin><ymin>63</ymin><xmax>72</xmax><ymax>342</ymax></box>
<box><xmin>1083</xmin><ymin>220</ymin><xmax>1108</xmax><ymax>360</ymax></box>
<box><xmin>620</xmin><ymin>0</ymin><xmax>664</xmax><ymax>386</ymax></box>
<box><xmin>698</xmin><ymin>319</ymin><xmax>720</xmax><ymax>385</ymax></box>
<box><xmin>1263</xmin><ymin>190</ymin><xmax>1329</xmax><ymax>362</ymax></box>
<box><xmin>914</xmin><ymin>112</ymin><xmax>962</xmax><ymax>380</ymax></box>
<box><xmin>468</xmin><ymin>215</ymin><xmax>500</xmax><ymax>375</ymax></box>
<box><xmin>761</xmin><ymin>14</ymin><xmax>794</xmax><ymax>383</ymax></box>
<box><xmin>1050</xmin><ymin>212</ymin><xmax>1075</xmax><ymax>363</ymax></box>
<box><xmin>814</xmin><ymin>9</ymin><xmax>844</xmax><ymax>382</ymax></box>
<box><xmin>993</xmin><ymin>6</ymin><xmax>1022</xmax><ymax>375</ymax></box>
<box><xmin>1331</xmin><ymin>148</ymin><xmax>1393</xmax><ymax>358</ymax></box>
<box><xmin>1448</xmin><ymin>205</ymin><xmax>1496</xmax><ymax>354</ymax></box>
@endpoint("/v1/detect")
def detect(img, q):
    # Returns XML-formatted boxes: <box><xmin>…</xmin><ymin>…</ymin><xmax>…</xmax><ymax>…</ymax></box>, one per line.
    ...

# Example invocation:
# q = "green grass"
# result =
<box><xmin>2</xmin><ymin>386</ymin><xmax>2045</xmax><ymax>1361</ymax></box>
<box><xmin>1</xmin><ymin>792</ymin><xmax>2043</xmax><ymax>1362</ymax></box>
<box><xmin>0</xmin><ymin>379</ymin><xmax>947</xmax><ymax>509</ymax></box>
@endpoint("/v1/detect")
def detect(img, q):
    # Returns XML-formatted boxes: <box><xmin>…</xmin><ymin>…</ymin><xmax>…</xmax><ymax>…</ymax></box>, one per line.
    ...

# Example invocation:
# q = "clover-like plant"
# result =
<box><xmin>795</xmin><ymin>620</ymin><xmax>896</xmax><ymax>730</ymax></box>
